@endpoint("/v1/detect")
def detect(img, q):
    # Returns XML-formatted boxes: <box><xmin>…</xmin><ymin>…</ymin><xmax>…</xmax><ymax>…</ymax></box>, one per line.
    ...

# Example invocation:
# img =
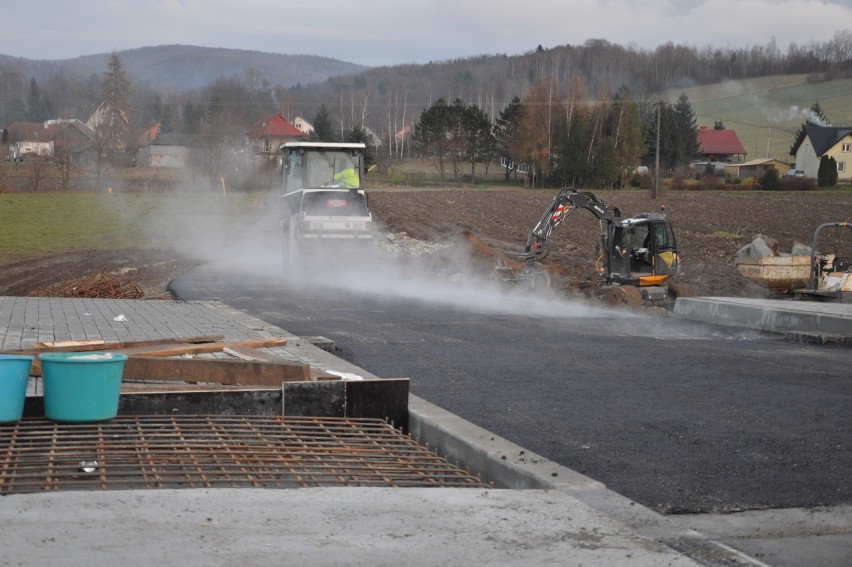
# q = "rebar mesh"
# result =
<box><xmin>0</xmin><ymin>415</ymin><xmax>487</xmax><ymax>494</ymax></box>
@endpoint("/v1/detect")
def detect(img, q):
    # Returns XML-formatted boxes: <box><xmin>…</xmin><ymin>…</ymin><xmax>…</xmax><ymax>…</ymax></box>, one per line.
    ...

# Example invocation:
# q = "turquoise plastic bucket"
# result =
<box><xmin>39</xmin><ymin>352</ymin><xmax>127</xmax><ymax>422</ymax></box>
<box><xmin>0</xmin><ymin>355</ymin><xmax>33</xmax><ymax>422</ymax></box>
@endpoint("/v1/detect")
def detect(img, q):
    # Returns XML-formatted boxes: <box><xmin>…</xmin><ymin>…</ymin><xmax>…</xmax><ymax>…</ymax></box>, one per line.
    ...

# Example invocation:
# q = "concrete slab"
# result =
<box><xmin>672</xmin><ymin>296</ymin><xmax>852</xmax><ymax>337</ymax></box>
<box><xmin>0</xmin><ymin>488</ymin><xmax>702</xmax><ymax>567</ymax></box>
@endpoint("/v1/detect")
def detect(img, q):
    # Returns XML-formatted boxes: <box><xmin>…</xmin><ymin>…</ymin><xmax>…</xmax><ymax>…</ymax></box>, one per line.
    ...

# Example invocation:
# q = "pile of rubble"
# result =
<box><xmin>28</xmin><ymin>264</ymin><xmax>145</xmax><ymax>300</ymax></box>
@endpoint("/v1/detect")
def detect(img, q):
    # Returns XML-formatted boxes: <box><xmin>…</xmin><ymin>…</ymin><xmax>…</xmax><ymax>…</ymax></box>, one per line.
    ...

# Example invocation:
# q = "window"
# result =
<box><xmin>838</xmin><ymin>161</ymin><xmax>846</xmax><ymax>173</ymax></box>
<box><xmin>842</xmin><ymin>143</ymin><xmax>851</xmax><ymax>152</ymax></box>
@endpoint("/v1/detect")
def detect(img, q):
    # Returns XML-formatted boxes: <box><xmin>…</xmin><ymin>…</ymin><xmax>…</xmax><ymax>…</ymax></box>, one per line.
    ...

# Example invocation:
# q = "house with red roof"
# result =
<box><xmin>246</xmin><ymin>113</ymin><xmax>307</xmax><ymax>166</ymax></box>
<box><xmin>696</xmin><ymin>127</ymin><xmax>747</xmax><ymax>162</ymax></box>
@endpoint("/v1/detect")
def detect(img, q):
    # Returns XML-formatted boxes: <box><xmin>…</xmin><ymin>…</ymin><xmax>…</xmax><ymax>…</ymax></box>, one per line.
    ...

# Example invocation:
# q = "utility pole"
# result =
<box><xmin>766</xmin><ymin>126</ymin><xmax>771</xmax><ymax>158</ymax></box>
<box><xmin>654</xmin><ymin>101</ymin><xmax>662</xmax><ymax>199</ymax></box>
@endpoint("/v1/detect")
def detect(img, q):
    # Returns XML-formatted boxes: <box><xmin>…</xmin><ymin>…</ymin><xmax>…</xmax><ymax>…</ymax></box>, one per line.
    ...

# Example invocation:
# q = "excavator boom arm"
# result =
<box><xmin>521</xmin><ymin>188</ymin><xmax>620</xmax><ymax>260</ymax></box>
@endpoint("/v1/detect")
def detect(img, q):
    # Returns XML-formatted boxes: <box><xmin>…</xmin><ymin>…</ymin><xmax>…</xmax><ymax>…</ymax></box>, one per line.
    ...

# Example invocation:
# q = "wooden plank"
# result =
<box><xmin>116</xmin><ymin>337</ymin><xmax>288</xmax><ymax>358</ymax></box>
<box><xmin>25</xmin><ymin>337</ymin><xmax>289</xmax><ymax>377</ymax></box>
<box><xmin>121</xmin><ymin>383</ymin><xmax>275</xmax><ymax>393</ymax></box>
<box><xmin>122</xmin><ymin>356</ymin><xmax>311</xmax><ymax>385</ymax></box>
<box><xmin>7</xmin><ymin>335</ymin><xmax>225</xmax><ymax>355</ymax></box>
<box><xmin>34</xmin><ymin>339</ymin><xmax>106</xmax><ymax>349</ymax></box>
<box><xmin>223</xmin><ymin>346</ymin><xmax>286</xmax><ymax>362</ymax></box>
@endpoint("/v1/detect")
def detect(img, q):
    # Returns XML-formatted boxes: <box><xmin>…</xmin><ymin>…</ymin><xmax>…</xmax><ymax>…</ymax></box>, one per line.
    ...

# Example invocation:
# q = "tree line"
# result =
<box><xmin>411</xmin><ymin>80</ymin><xmax>702</xmax><ymax>189</ymax></box>
<box><xmin>1</xmin><ymin>31</ymin><xmax>849</xmax><ymax>189</ymax></box>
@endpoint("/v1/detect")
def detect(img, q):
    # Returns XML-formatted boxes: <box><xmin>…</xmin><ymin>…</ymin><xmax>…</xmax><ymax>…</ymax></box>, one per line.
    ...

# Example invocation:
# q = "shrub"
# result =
<box><xmin>669</xmin><ymin>176</ymin><xmax>687</xmax><ymax>191</ymax></box>
<box><xmin>779</xmin><ymin>177</ymin><xmax>817</xmax><ymax>191</ymax></box>
<box><xmin>759</xmin><ymin>167</ymin><xmax>780</xmax><ymax>191</ymax></box>
<box><xmin>698</xmin><ymin>175</ymin><xmax>724</xmax><ymax>190</ymax></box>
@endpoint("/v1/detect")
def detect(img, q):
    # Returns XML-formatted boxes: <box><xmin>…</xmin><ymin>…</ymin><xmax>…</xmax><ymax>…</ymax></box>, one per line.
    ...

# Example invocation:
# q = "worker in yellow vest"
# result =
<box><xmin>333</xmin><ymin>167</ymin><xmax>359</xmax><ymax>188</ymax></box>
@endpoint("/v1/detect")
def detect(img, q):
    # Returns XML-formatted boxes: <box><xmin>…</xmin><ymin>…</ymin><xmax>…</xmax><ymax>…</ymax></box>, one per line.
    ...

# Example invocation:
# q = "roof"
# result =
<box><xmin>247</xmin><ymin>114</ymin><xmax>307</xmax><ymax>139</ymax></box>
<box><xmin>790</xmin><ymin>126</ymin><xmax>852</xmax><ymax>156</ymax></box>
<box><xmin>732</xmin><ymin>158</ymin><xmax>790</xmax><ymax>167</ymax></box>
<box><xmin>697</xmin><ymin>129</ymin><xmax>747</xmax><ymax>156</ymax></box>
<box><xmin>5</xmin><ymin>120</ymin><xmax>94</xmax><ymax>151</ymax></box>
<box><xmin>280</xmin><ymin>141</ymin><xmax>366</xmax><ymax>150</ymax></box>
<box><xmin>6</xmin><ymin>122</ymin><xmax>51</xmax><ymax>142</ymax></box>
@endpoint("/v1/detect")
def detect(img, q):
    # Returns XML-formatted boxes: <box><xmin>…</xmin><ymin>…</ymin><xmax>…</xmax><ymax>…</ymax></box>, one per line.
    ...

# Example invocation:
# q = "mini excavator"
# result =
<box><xmin>520</xmin><ymin>187</ymin><xmax>680</xmax><ymax>300</ymax></box>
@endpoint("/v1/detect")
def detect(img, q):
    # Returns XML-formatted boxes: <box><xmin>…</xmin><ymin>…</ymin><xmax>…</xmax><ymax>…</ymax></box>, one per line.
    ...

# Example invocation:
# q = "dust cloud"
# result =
<box><xmin>123</xmin><ymin>179</ymin><xmax>748</xmax><ymax>340</ymax></box>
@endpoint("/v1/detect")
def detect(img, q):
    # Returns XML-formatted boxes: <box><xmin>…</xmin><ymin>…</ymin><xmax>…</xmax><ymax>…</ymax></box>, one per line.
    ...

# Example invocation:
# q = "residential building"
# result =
<box><xmin>724</xmin><ymin>158</ymin><xmax>791</xmax><ymax>179</ymax></box>
<box><xmin>246</xmin><ymin>113</ymin><xmax>307</xmax><ymax>166</ymax></box>
<box><xmin>137</xmin><ymin>133</ymin><xmax>193</xmax><ymax>168</ymax></box>
<box><xmin>696</xmin><ymin>127</ymin><xmax>747</xmax><ymax>162</ymax></box>
<box><xmin>292</xmin><ymin>116</ymin><xmax>315</xmax><ymax>136</ymax></box>
<box><xmin>789</xmin><ymin>126</ymin><xmax>852</xmax><ymax>182</ymax></box>
<box><xmin>5</xmin><ymin>119</ymin><xmax>94</xmax><ymax>162</ymax></box>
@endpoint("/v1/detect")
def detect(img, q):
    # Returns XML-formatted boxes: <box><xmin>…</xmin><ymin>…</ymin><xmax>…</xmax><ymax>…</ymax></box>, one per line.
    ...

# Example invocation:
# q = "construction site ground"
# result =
<box><xmin>1</xmin><ymin>185</ymin><xmax>851</xmax><ymax>566</ymax></box>
<box><xmin>1</xmin><ymin>186</ymin><xmax>851</xmax><ymax>303</ymax></box>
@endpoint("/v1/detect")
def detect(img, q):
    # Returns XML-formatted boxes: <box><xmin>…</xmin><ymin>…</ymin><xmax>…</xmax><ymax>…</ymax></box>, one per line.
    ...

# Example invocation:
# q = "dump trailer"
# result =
<box><xmin>279</xmin><ymin>142</ymin><xmax>373</xmax><ymax>268</ymax></box>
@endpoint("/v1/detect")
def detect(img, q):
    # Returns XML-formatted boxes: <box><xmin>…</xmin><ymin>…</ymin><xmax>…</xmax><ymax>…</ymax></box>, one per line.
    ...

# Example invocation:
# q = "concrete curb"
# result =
<box><xmin>672</xmin><ymin>297</ymin><xmax>852</xmax><ymax>337</ymax></box>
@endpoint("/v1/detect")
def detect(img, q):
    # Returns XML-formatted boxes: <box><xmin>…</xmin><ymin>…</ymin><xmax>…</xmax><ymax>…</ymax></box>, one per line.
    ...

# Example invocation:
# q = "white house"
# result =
<box><xmin>790</xmin><ymin>126</ymin><xmax>852</xmax><ymax>182</ymax></box>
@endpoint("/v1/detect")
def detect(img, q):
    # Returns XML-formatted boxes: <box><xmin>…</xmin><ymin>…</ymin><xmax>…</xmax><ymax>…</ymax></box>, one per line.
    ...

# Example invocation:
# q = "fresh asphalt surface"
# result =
<box><xmin>170</xmin><ymin>261</ymin><xmax>851</xmax><ymax>515</ymax></box>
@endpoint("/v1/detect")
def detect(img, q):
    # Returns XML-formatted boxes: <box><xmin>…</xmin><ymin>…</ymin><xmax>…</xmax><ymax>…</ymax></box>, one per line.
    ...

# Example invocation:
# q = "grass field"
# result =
<box><xmin>666</xmin><ymin>74</ymin><xmax>852</xmax><ymax>163</ymax></box>
<box><xmin>0</xmin><ymin>192</ymin><xmax>268</xmax><ymax>265</ymax></box>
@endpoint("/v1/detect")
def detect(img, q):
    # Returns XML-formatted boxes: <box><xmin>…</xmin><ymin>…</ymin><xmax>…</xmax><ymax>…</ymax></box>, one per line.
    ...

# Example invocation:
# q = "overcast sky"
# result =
<box><xmin>2</xmin><ymin>0</ymin><xmax>851</xmax><ymax>66</ymax></box>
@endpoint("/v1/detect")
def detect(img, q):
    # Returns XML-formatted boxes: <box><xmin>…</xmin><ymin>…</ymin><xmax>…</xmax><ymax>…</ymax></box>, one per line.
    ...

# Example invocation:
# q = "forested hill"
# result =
<box><xmin>285</xmin><ymin>33</ymin><xmax>852</xmax><ymax>115</ymax></box>
<box><xmin>0</xmin><ymin>45</ymin><xmax>367</xmax><ymax>90</ymax></box>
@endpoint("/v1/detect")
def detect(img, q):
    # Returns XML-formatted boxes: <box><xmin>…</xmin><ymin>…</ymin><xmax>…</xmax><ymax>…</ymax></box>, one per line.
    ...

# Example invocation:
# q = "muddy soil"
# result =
<box><xmin>1</xmin><ymin>187</ymin><xmax>850</xmax><ymax>304</ymax></box>
<box><xmin>368</xmin><ymin>187</ymin><xmax>852</xmax><ymax>301</ymax></box>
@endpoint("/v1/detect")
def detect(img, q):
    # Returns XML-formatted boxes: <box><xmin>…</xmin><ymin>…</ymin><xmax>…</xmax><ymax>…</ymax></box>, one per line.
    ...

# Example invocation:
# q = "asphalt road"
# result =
<box><xmin>170</xmin><ymin>260</ymin><xmax>852</xmax><ymax>515</ymax></box>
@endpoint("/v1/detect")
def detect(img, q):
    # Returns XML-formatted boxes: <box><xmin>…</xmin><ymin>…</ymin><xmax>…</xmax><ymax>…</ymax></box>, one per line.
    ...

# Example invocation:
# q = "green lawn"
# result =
<box><xmin>0</xmin><ymin>192</ymin><xmax>268</xmax><ymax>265</ymax></box>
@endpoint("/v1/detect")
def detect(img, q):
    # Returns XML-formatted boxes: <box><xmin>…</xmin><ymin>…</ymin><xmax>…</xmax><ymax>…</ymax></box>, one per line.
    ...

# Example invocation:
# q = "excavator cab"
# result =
<box><xmin>605</xmin><ymin>214</ymin><xmax>679</xmax><ymax>292</ymax></box>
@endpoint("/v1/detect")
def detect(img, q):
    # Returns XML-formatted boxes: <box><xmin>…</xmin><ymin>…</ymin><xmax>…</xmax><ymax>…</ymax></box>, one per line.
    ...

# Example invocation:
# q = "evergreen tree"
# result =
<box><xmin>495</xmin><ymin>96</ymin><xmax>523</xmax><ymax>181</ymax></box>
<box><xmin>413</xmin><ymin>98</ymin><xmax>452</xmax><ymax>179</ymax></box>
<box><xmin>828</xmin><ymin>156</ymin><xmax>838</xmax><ymax>186</ymax></box>
<box><xmin>673</xmin><ymin>93</ymin><xmax>698</xmax><ymax>164</ymax></box>
<box><xmin>713</xmin><ymin>119</ymin><xmax>725</xmax><ymax>130</ymax></box>
<box><xmin>791</xmin><ymin>102</ymin><xmax>831</xmax><ymax>154</ymax></box>
<box><xmin>97</xmin><ymin>52</ymin><xmax>132</xmax><ymax>153</ymax></box>
<box><xmin>445</xmin><ymin>99</ymin><xmax>468</xmax><ymax>180</ymax></box>
<box><xmin>461</xmin><ymin>103</ymin><xmax>494</xmax><ymax>177</ymax></box>
<box><xmin>553</xmin><ymin>105</ymin><xmax>588</xmax><ymax>186</ymax></box>
<box><xmin>588</xmin><ymin>137</ymin><xmax>619</xmax><ymax>189</ymax></box>
<box><xmin>312</xmin><ymin>104</ymin><xmax>335</xmax><ymax>142</ymax></box>
<box><xmin>818</xmin><ymin>155</ymin><xmax>830</xmax><ymax>187</ymax></box>
<box><xmin>343</xmin><ymin>126</ymin><xmax>375</xmax><ymax>168</ymax></box>
<box><xmin>25</xmin><ymin>77</ymin><xmax>53</xmax><ymax>122</ymax></box>
<box><xmin>760</xmin><ymin>166</ymin><xmax>780</xmax><ymax>190</ymax></box>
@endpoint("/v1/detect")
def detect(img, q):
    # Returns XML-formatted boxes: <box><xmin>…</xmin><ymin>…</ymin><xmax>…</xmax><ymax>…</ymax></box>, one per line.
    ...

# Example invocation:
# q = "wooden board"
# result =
<box><xmin>7</xmin><ymin>335</ymin><xmax>225</xmax><ymax>355</ymax></box>
<box><xmin>34</xmin><ymin>339</ymin><xmax>106</xmax><ymax>349</ymax></box>
<box><xmin>115</xmin><ymin>337</ymin><xmax>288</xmax><ymax>358</ymax></box>
<box><xmin>122</xmin><ymin>356</ymin><xmax>311</xmax><ymax>385</ymax></box>
<box><xmin>24</xmin><ymin>338</ymin><xmax>289</xmax><ymax>377</ymax></box>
